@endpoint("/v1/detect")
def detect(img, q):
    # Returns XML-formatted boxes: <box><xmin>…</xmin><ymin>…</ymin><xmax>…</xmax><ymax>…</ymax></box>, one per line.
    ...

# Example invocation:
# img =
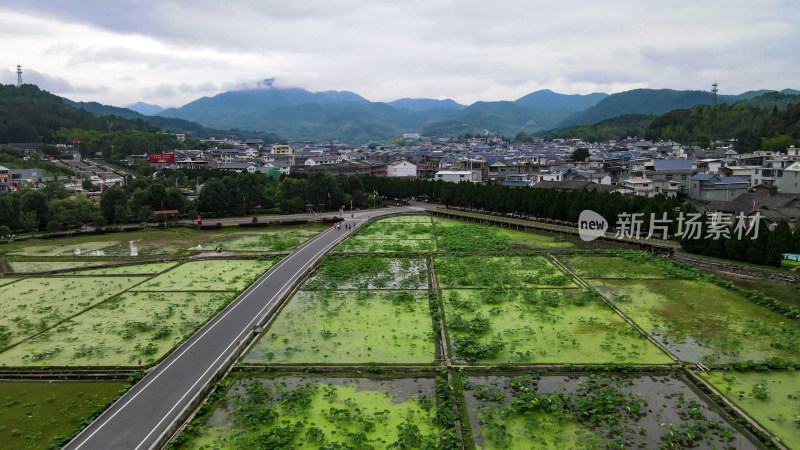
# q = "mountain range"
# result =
<box><xmin>57</xmin><ymin>83</ymin><xmax>800</xmax><ymax>144</ymax></box>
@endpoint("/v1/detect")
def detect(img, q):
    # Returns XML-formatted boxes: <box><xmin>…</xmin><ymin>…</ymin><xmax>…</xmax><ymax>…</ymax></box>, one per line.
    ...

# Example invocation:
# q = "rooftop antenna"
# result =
<box><xmin>17</xmin><ymin>65</ymin><xmax>22</xmax><ymax>87</ymax></box>
<box><xmin>711</xmin><ymin>79</ymin><xmax>718</xmax><ymax>106</ymax></box>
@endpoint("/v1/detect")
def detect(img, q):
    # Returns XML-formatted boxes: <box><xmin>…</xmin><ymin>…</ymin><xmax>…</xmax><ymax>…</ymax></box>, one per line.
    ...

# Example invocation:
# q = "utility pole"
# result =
<box><xmin>17</xmin><ymin>65</ymin><xmax>22</xmax><ymax>87</ymax></box>
<box><xmin>711</xmin><ymin>80</ymin><xmax>719</xmax><ymax>106</ymax></box>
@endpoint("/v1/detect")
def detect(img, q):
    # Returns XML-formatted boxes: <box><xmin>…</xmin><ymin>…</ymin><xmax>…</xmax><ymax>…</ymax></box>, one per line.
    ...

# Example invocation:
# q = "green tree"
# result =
<box><xmin>766</xmin><ymin>220</ymin><xmax>793</xmax><ymax>267</ymax></box>
<box><xmin>47</xmin><ymin>220</ymin><xmax>61</xmax><ymax>233</ymax></box>
<box><xmin>20</xmin><ymin>190</ymin><xmax>51</xmax><ymax>229</ymax></box>
<box><xmin>100</xmin><ymin>187</ymin><xmax>129</xmax><ymax>222</ymax></box>
<box><xmin>571</xmin><ymin>148</ymin><xmax>590</xmax><ymax>162</ymax></box>
<box><xmin>197</xmin><ymin>178</ymin><xmax>228</xmax><ymax>216</ymax></box>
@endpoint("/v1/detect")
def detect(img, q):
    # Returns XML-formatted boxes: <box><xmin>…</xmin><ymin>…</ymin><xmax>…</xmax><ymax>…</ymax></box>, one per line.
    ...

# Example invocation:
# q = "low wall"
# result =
<box><xmin>672</xmin><ymin>253</ymin><xmax>800</xmax><ymax>284</ymax></box>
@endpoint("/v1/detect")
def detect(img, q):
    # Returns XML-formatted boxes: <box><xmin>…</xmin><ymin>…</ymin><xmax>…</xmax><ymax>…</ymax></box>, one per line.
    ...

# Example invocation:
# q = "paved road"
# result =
<box><xmin>66</xmin><ymin>206</ymin><xmax>423</xmax><ymax>450</ymax></box>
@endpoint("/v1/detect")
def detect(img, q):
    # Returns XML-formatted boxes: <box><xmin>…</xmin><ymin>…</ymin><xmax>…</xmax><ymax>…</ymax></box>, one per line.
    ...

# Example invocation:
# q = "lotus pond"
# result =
<box><xmin>175</xmin><ymin>375</ymin><xmax>440</xmax><ymax>449</ymax></box>
<box><xmin>590</xmin><ymin>278</ymin><xmax>800</xmax><ymax>364</ymax></box>
<box><xmin>463</xmin><ymin>373</ymin><xmax>756</xmax><ymax>449</ymax></box>
<box><xmin>243</xmin><ymin>290</ymin><xmax>435</xmax><ymax>364</ymax></box>
<box><xmin>442</xmin><ymin>289</ymin><xmax>671</xmax><ymax>364</ymax></box>
<box><xmin>700</xmin><ymin>370</ymin><xmax>800</xmax><ymax>448</ymax></box>
<box><xmin>303</xmin><ymin>256</ymin><xmax>427</xmax><ymax>290</ymax></box>
<box><xmin>132</xmin><ymin>259</ymin><xmax>277</xmax><ymax>291</ymax></box>
<box><xmin>0</xmin><ymin>277</ymin><xmax>143</xmax><ymax>347</ymax></box>
<box><xmin>435</xmin><ymin>255</ymin><xmax>576</xmax><ymax>288</ymax></box>
<box><xmin>0</xmin><ymin>291</ymin><xmax>233</xmax><ymax>367</ymax></box>
<box><xmin>0</xmin><ymin>380</ymin><xmax>124</xmax><ymax>450</ymax></box>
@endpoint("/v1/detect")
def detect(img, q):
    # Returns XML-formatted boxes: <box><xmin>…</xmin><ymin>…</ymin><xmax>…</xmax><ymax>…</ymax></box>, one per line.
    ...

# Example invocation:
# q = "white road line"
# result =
<box><xmin>70</xmin><ymin>227</ymin><xmax>338</xmax><ymax>449</ymax></box>
<box><xmin>135</xmin><ymin>234</ymin><xmax>343</xmax><ymax>450</ymax></box>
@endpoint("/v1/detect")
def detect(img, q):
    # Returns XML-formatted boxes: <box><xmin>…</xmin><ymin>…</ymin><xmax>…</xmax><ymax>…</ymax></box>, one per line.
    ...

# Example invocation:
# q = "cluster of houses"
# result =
<box><xmin>4</xmin><ymin>133</ymin><xmax>799</xmax><ymax>229</ymax></box>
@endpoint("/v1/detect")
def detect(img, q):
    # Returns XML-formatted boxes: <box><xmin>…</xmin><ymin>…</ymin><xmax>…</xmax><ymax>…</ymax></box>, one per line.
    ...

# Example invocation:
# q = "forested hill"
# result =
<box><xmin>540</xmin><ymin>114</ymin><xmax>655</xmax><ymax>142</ymax></box>
<box><xmin>65</xmin><ymin>98</ymin><xmax>285</xmax><ymax>142</ymax></box>
<box><xmin>0</xmin><ymin>84</ymin><xmax>158</xmax><ymax>143</ymax></box>
<box><xmin>537</xmin><ymin>92</ymin><xmax>800</xmax><ymax>151</ymax></box>
<box><xmin>644</xmin><ymin>101</ymin><xmax>800</xmax><ymax>151</ymax></box>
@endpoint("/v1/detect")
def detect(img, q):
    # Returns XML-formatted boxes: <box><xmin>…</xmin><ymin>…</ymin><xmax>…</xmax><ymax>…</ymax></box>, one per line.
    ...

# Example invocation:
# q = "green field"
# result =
<box><xmin>0</xmin><ymin>292</ymin><xmax>233</xmax><ymax>367</ymax></box>
<box><xmin>132</xmin><ymin>259</ymin><xmax>277</xmax><ymax>291</ymax></box>
<box><xmin>243</xmin><ymin>290</ymin><xmax>435</xmax><ymax>364</ymax></box>
<box><xmin>71</xmin><ymin>262</ymin><xmax>178</xmax><ymax>275</ymax></box>
<box><xmin>442</xmin><ymin>289</ymin><xmax>671</xmax><ymax>364</ymax></box>
<box><xmin>8</xmin><ymin>261</ymin><xmax>109</xmax><ymax>273</ymax></box>
<box><xmin>304</xmin><ymin>256</ymin><xmax>427</xmax><ymax>290</ymax></box>
<box><xmin>2</xmin><ymin>224</ymin><xmax>327</xmax><ymax>258</ymax></box>
<box><xmin>335</xmin><ymin>237</ymin><xmax>437</xmax><ymax>253</ymax></box>
<box><xmin>0</xmin><ymin>381</ymin><xmax>124</xmax><ymax>449</ymax></box>
<box><xmin>176</xmin><ymin>376</ymin><xmax>440</xmax><ymax>449</ymax></box>
<box><xmin>700</xmin><ymin>370</ymin><xmax>800</xmax><ymax>448</ymax></box>
<box><xmin>435</xmin><ymin>255</ymin><xmax>575</xmax><ymax>288</ymax></box>
<box><xmin>464</xmin><ymin>373</ymin><xmax>753</xmax><ymax>449</ymax></box>
<box><xmin>560</xmin><ymin>255</ymin><xmax>671</xmax><ymax>279</ymax></box>
<box><xmin>591</xmin><ymin>278</ymin><xmax>800</xmax><ymax>364</ymax></box>
<box><xmin>0</xmin><ymin>277</ymin><xmax>143</xmax><ymax>347</ymax></box>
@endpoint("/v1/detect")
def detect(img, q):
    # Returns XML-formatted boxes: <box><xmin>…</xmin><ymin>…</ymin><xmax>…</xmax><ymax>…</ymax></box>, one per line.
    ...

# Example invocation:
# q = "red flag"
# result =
<box><xmin>327</xmin><ymin>192</ymin><xmax>331</xmax><ymax>199</ymax></box>
<box><xmin>752</xmin><ymin>200</ymin><xmax>756</xmax><ymax>212</ymax></box>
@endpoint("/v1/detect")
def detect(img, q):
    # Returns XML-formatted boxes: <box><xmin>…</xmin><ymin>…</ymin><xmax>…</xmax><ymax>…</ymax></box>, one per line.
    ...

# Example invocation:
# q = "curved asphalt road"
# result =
<box><xmin>66</xmin><ymin>205</ymin><xmax>422</xmax><ymax>450</ymax></box>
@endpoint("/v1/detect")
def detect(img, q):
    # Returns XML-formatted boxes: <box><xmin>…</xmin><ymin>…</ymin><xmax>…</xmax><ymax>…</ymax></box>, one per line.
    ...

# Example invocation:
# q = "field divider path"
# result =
<box><xmin>549</xmin><ymin>256</ymin><xmax>681</xmax><ymax>364</ymax></box>
<box><xmin>0</xmin><ymin>273</ymin><xmax>159</xmax><ymax>355</ymax></box>
<box><xmin>64</xmin><ymin>206</ymin><xmax>419</xmax><ymax>450</ymax></box>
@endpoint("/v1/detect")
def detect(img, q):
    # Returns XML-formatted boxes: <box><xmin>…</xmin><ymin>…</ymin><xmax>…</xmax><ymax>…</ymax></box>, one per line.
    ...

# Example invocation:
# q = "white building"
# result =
<box><xmin>434</xmin><ymin>170</ymin><xmax>479</xmax><ymax>183</ymax></box>
<box><xmin>387</xmin><ymin>160</ymin><xmax>417</xmax><ymax>178</ymax></box>
<box><xmin>622</xmin><ymin>177</ymin><xmax>680</xmax><ymax>198</ymax></box>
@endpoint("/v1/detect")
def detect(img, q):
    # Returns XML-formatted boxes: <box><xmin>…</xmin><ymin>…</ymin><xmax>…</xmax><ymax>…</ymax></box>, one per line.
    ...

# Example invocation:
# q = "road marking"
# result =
<box><xmin>70</xmin><ymin>208</ymin><xmax>405</xmax><ymax>449</ymax></box>
<box><xmin>69</xmin><ymin>227</ymin><xmax>340</xmax><ymax>449</ymax></box>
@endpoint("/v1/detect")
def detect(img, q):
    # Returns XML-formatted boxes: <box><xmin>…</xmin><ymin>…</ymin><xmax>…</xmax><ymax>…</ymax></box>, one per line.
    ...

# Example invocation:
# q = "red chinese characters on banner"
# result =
<box><xmin>148</xmin><ymin>153</ymin><xmax>175</xmax><ymax>163</ymax></box>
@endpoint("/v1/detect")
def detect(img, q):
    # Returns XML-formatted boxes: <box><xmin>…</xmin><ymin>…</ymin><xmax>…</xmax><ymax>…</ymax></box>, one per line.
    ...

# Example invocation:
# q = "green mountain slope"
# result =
<box><xmin>540</xmin><ymin>114</ymin><xmax>655</xmax><ymax>142</ymax></box>
<box><xmin>387</xmin><ymin>98</ymin><xmax>465</xmax><ymax>111</ymax></box>
<box><xmin>514</xmin><ymin>89</ymin><xmax>607</xmax><ymax>112</ymax></box>
<box><xmin>0</xmin><ymin>84</ymin><xmax>158</xmax><ymax>143</ymax></box>
<box><xmin>421</xmin><ymin>101</ymin><xmax>570</xmax><ymax>137</ymax></box>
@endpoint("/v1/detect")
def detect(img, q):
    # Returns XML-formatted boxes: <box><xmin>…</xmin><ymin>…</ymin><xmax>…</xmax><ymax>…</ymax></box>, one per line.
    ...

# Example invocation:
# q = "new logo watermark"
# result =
<box><xmin>578</xmin><ymin>210</ymin><xmax>608</xmax><ymax>241</ymax></box>
<box><xmin>577</xmin><ymin>209</ymin><xmax>761</xmax><ymax>242</ymax></box>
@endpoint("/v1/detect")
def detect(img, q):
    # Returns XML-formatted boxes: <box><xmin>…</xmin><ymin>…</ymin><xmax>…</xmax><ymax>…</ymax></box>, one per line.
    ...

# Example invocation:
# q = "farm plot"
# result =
<box><xmin>195</xmin><ymin>224</ymin><xmax>329</xmax><ymax>252</ymax></box>
<box><xmin>0</xmin><ymin>277</ymin><xmax>20</xmax><ymax>287</ymax></box>
<box><xmin>335</xmin><ymin>237</ymin><xmax>436</xmax><ymax>253</ymax></box>
<box><xmin>243</xmin><ymin>290</ymin><xmax>435</xmax><ymax>364</ymax></box>
<box><xmin>463</xmin><ymin>373</ymin><xmax>755</xmax><ymax>449</ymax></box>
<box><xmin>560</xmin><ymin>255</ymin><xmax>675</xmax><ymax>279</ymax></box>
<box><xmin>0</xmin><ymin>380</ymin><xmax>124</xmax><ymax>450</ymax></box>
<box><xmin>304</xmin><ymin>255</ymin><xmax>427</xmax><ymax>290</ymax></box>
<box><xmin>442</xmin><ymin>289</ymin><xmax>671</xmax><ymax>364</ymax></box>
<box><xmin>351</xmin><ymin>219</ymin><xmax>435</xmax><ymax>241</ymax></box>
<box><xmin>70</xmin><ymin>262</ymin><xmax>177</xmax><ymax>275</ymax></box>
<box><xmin>0</xmin><ymin>292</ymin><xmax>233</xmax><ymax>367</ymax></box>
<box><xmin>133</xmin><ymin>259</ymin><xmax>277</xmax><ymax>291</ymax></box>
<box><xmin>433</xmin><ymin>219</ymin><xmax>513</xmax><ymax>253</ymax></box>
<box><xmin>175</xmin><ymin>376</ymin><xmax>439</xmax><ymax>449</ymax></box>
<box><xmin>496</xmin><ymin>228</ymin><xmax>574</xmax><ymax>250</ymax></box>
<box><xmin>700</xmin><ymin>370</ymin><xmax>800</xmax><ymax>448</ymax></box>
<box><xmin>590</xmin><ymin>279</ymin><xmax>800</xmax><ymax>364</ymax></box>
<box><xmin>8</xmin><ymin>261</ymin><xmax>109</xmax><ymax>273</ymax></box>
<box><xmin>435</xmin><ymin>255</ymin><xmax>576</xmax><ymax>288</ymax></box>
<box><xmin>0</xmin><ymin>277</ymin><xmax>142</xmax><ymax>347</ymax></box>
<box><xmin>8</xmin><ymin>241</ymin><xmax>116</xmax><ymax>257</ymax></box>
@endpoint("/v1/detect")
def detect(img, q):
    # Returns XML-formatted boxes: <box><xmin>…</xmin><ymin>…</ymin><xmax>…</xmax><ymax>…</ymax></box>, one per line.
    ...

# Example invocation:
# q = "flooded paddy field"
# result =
<box><xmin>590</xmin><ymin>278</ymin><xmax>800</xmax><ymax>364</ymax></box>
<box><xmin>442</xmin><ymin>288</ymin><xmax>671</xmax><ymax>364</ymax></box>
<box><xmin>174</xmin><ymin>375</ymin><xmax>440</xmax><ymax>449</ymax></box>
<box><xmin>435</xmin><ymin>255</ymin><xmax>576</xmax><ymax>288</ymax></box>
<box><xmin>0</xmin><ymin>224</ymin><xmax>327</xmax><ymax>259</ymax></box>
<box><xmin>244</xmin><ymin>290</ymin><xmax>435</xmax><ymax>364</ymax></box>
<box><xmin>701</xmin><ymin>370</ymin><xmax>800</xmax><ymax>448</ymax></box>
<box><xmin>463</xmin><ymin>373</ymin><xmax>758</xmax><ymax>449</ymax></box>
<box><xmin>0</xmin><ymin>380</ymin><xmax>124</xmax><ymax>449</ymax></box>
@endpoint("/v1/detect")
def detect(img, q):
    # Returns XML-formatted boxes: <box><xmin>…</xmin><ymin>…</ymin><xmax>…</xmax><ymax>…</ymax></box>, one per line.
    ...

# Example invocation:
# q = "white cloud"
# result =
<box><xmin>0</xmin><ymin>0</ymin><xmax>798</xmax><ymax>107</ymax></box>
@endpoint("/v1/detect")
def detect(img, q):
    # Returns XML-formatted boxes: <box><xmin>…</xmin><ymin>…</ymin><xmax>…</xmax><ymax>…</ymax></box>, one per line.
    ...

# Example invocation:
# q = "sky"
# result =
<box><xmin>0</xmin><ymin>0</ymin><xmax>798</xmax><ymax>109</ymax></box>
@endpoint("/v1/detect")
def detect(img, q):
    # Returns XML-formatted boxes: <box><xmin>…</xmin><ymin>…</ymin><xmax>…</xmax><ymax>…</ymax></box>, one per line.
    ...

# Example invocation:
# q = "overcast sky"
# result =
<box><xmin>1</xmin><ymin>0</ymin><xmax>798</xmax><ymax>108</ymax></box>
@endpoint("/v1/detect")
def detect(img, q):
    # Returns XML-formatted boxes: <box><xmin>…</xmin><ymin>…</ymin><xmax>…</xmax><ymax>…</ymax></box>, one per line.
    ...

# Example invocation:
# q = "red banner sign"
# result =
<box><xmin>148</xmin><ymin>153</ymin><xmax>175</xmax><ymax>163</ymax></box>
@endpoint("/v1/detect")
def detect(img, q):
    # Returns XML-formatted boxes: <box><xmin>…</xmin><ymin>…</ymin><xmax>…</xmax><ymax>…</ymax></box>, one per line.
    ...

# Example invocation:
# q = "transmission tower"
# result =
<box><xmin>17</xmin><ymin>65</ymin><xmax>22</xmax><ymax>87</ymax></box>
<box><xmin>711</xmin><ymin>79</ymin><xmax>718</xmax><ymax>106</ymax></box>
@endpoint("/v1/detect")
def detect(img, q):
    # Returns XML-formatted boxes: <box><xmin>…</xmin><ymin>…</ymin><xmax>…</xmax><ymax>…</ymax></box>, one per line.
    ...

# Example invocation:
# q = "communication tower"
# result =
<box><xmin>17</xmin><ymin>65</ymin><xmax>22</xmax><ymax>87</ymax></box>
<box><xmin>711</xmin><ymin>80</ymin><xmax>719</xmax><ymax>106</ymax></box>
